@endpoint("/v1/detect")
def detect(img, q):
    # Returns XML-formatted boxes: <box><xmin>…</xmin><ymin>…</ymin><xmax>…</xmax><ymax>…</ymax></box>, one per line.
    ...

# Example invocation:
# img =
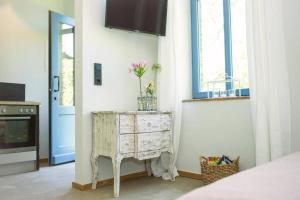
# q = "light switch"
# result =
<box><xmin>94</xmin><ymin>63</ymin><xmax>102</xmax><ymax>86</ymax></box>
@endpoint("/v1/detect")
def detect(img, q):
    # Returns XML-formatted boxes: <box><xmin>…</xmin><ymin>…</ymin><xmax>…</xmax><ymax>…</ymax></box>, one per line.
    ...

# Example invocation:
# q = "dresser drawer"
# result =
<box><xmin>136</xmin><ymin>132</ymin><xmax>171</xmax><ymax>152</ymax></box>
<box><xmin>119</xmin><ymin>115</ymin><xmax>135</xmax><ymax>134</ymax></box>
<box><xmin>135</xmin><ymin>150</ymin><xmax>163</xmax><ymax>160</ymax></box>
<box><xmin>119</xmin><ymin>134</ymin><xmax>135</xmax><ymax>154</ymax></box>
<box><xmin>135</xmin><ymin>114</ymin><xmax>171</xmax><ymax>133</ymax></box>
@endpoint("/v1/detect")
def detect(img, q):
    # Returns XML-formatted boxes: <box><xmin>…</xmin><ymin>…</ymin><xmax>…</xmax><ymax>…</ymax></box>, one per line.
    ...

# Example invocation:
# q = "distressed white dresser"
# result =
<box><xmin>91</xmin><ymin>111</ymin><xmax>175</xmax><ymax>197</ymax></box>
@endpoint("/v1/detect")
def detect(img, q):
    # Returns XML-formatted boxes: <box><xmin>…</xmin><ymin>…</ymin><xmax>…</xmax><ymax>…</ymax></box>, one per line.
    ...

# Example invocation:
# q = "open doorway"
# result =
<box><xmin>49</xmin><ymin>11</ymin><xmax>75</xmax><ymax>165</ymax></box>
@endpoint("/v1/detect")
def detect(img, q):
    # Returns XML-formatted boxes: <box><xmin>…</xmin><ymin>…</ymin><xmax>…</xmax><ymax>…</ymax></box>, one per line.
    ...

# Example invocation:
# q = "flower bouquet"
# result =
<box><xmin>129</xmin><ymin>61</ymin><xmax>160</xmax><ymax>111</ymax></box>
<box><xmin>129</xmin><ymin>61</ymin><xmax>147</xmax><ymax>110</ymax></box>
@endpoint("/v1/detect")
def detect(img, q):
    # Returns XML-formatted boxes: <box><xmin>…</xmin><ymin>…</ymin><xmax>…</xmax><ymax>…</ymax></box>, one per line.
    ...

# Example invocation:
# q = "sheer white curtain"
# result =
<box><xmin>246</xmin><ymin>0</ymin><xmax>291</xmax><ymax>165</ymax></box>
<box><xmin>151</xmin><ymin>0</ymin><xmax>191</xmax><ymax>179</ymax></box>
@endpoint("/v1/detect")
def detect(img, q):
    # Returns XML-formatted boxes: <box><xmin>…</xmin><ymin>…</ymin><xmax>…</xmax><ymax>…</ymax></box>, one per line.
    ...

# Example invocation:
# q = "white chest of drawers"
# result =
<box><xmin>91</xmin><ymin>111</ymin><xmax>175</xmax><ymax>197</ymax></box>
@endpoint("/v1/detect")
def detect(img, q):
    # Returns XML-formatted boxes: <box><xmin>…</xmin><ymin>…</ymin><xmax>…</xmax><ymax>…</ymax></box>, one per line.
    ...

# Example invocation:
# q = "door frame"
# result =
<box><xmin>48</xmin><ymin>11</ymin><xmax>75</xmax><ymax>165</ymax></box>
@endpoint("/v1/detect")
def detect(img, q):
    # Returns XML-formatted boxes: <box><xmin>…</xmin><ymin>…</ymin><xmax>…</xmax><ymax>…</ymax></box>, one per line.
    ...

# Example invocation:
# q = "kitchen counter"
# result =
<box><xmin>0</xmin><ymin>101</ymin><xmax>41</xmax><ymax>106</ymax></box>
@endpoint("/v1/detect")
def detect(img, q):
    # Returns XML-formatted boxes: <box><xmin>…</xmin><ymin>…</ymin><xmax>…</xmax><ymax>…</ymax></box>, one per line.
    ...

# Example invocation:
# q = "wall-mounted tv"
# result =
<box><xmin>105</xmin><ymin>0</ymin><xmax>168</xmax><ymax>36</ymax></box>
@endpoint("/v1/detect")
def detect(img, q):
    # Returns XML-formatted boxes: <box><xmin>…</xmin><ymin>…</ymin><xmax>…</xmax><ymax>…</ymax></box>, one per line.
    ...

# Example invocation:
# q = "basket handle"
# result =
<box><xmin>200</xmin><ymin>156</ymin><xmax>208</xmax><ymax>163</ymax></box>
<box><xmin>233</xmin><ymin>156</ymin><xmax>240</xmax><ymax>164</ymax></box>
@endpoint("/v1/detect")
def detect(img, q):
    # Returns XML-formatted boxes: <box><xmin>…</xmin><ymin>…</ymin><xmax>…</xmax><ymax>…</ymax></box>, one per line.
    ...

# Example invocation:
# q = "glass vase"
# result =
<box><xmin>151</xmin><ymin>96</ymin><xmax>157</xmax><ymax>111</ymax></box>
<box><xmin>137</xmin><ymin>96</ymin><xmax>157</xmax><ymax>111</ymax></box>
<box><xmin>137</xmin><ymin>97</ymin><xmax>144</xmax><ymax>111</ymax></box>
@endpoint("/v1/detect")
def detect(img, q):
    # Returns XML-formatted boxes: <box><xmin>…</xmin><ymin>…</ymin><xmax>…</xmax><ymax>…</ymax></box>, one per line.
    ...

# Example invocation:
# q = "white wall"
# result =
<box><xmin>75</xmin><ymin>0</ymin><xmax>158</xmax><ymax>184</ymax></box>
<box><xmin>0</xmin><ymin>0</ymin><xmax>74</xmax><ymax>159</ymax></box>
<box><xmin>177</xmin><ymin>100</ymin><xmax>256</xmax><ymax>173</ymax></box>
<box><xmin>62</xmin><ymin>0</ymin><xmax>75</xmax><ymax>17</ymax></box>
<box><xmin>282</xmin><ymin>0</ymin><xmax>300</xmax><ymax>152</ymax></box>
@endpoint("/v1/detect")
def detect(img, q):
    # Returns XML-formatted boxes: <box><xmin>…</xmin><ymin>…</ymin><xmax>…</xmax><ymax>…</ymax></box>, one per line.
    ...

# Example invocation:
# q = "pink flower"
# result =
<box><xmin>129</xmin><ymin>60</ymin><xmax>148</xmax><ymax>75</ymax></box>
<box><xmin>139</xmin><ymin>60</ymin><xmax>146</xmax><ymax>66</ymax></box>
<box><xmin>131</xmin><ymin>64</ymin><xmax>137</xmax><ymax>69</ymax></box>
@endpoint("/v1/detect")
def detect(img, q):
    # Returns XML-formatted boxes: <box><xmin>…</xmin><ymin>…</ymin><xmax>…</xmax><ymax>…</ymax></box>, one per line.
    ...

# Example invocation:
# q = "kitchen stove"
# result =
<box><xmin>0</xmin><ymin>103</ymin><xmax>39</xmax><ymax>175</ymax></box>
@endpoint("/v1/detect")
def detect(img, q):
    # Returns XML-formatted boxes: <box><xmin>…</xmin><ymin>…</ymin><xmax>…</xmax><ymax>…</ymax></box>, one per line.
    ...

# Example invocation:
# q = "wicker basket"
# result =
<box><xmin>200</xmin><ymin>156</ymin><xmax>240</xmax><ymax>185</ymax></box>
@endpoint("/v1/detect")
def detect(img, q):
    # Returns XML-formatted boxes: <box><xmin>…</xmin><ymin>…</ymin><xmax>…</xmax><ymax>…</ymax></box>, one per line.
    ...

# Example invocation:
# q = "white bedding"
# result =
<box><xmin>178</xmin><ymin>152</ymin><xmax>300</xmax><ymax>200</ymax></box>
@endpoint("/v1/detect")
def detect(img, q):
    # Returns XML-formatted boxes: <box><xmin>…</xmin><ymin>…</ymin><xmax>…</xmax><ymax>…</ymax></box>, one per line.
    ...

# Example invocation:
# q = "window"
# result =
<box><xmin>191</xmin><ymin>0</ymin><xmax>249</xmax><ymax>98</ymax></box>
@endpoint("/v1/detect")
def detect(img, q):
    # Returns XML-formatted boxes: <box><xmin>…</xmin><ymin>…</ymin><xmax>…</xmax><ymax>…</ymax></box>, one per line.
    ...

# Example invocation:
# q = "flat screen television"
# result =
<box><xmin>105</xmin><ymin>0</ymin><xmax>168</xmax><ymax>36</ymax></box>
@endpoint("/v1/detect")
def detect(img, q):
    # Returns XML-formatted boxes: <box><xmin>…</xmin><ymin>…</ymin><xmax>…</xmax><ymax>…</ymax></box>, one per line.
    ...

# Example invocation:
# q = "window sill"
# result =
<box><xmin>182</xmin><ymin>96</ymin><xmax>250</xmax><ymax>103</ymax></box>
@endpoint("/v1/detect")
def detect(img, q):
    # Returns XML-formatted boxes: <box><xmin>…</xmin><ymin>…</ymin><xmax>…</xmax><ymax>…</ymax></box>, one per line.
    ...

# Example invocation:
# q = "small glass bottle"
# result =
<box><xmin>137</xmin><ymin>97</ymin><xmax>144</xmax><ymax>111</ymax></box>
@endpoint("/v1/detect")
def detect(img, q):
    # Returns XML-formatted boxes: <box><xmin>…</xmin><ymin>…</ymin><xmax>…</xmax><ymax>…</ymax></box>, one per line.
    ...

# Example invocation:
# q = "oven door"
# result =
<box><xmin>0</xmin><ymin>116</ymin><xmax>35</xmax><ymax>152</ymax></box>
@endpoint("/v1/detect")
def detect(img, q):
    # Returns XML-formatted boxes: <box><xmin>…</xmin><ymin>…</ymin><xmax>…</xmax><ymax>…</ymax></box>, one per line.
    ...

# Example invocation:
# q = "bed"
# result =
<box><xmin>178</xmin><ymin>152</ymin><xmax>300</xmax><ymax>200</ymax></box>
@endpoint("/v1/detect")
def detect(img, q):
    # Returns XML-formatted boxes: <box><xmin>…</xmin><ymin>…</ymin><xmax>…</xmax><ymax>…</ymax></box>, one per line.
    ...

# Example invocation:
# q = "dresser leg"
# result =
<box><xmin>112</xmin><ymin>157</ymin><xmax>121</xmax><ymax>198</ymax></box>
<box><xmin>91</xmin><ymin>154</ymin><xmax>99</xmax><ymax>190</ymax></box>
<box><xmin>169</xmin><ymin>150</ymin><xmax>176</xmax><ymax>181</ymax></box>
<box><xmin>146</xmin><ymin>159</ymin><xmax>152</xmax><ymax>176</ymax></box>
